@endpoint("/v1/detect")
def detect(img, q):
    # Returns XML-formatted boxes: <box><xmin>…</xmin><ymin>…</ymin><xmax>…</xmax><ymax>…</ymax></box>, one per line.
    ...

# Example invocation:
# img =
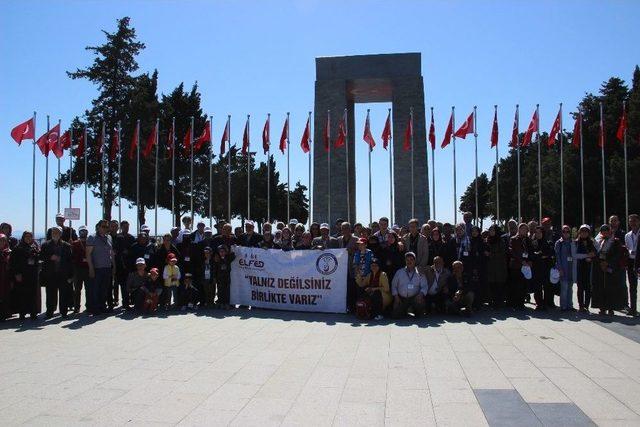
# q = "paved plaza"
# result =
<box><xmin>1</xmin><ymin>304</ymin><xmax>640</xmax><ymax>426</ymax></box>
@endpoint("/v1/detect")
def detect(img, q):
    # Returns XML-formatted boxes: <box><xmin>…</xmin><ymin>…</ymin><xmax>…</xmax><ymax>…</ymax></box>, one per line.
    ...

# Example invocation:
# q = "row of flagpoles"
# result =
<box><xmin>9</xmin><ymin>101</ymin><xmax>634</xmax><ymax>234</ymax></box>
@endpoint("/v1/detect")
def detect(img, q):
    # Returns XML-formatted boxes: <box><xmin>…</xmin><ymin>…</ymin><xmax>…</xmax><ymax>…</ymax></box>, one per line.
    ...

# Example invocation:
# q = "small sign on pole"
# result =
<box><xmin>64</xmin><ymin>207</ymin><xmax>81</xmax><ymax>221</ymax></box>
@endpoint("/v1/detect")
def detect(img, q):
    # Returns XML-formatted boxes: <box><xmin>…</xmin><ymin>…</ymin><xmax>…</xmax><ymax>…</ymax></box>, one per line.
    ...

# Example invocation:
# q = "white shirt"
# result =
<box><xmin>176</xmin><ymin>227</ymin><xmax>192</xmax><ymax>243</ymax></box>
<box><xmin>428</xmin><ymin>269</ymin><xmax>442</xmax><ymax>295</ymax></box>
<box><xmin>626</xmin><ymin>229</ymin><xmax>639</xmax><ymax>259</ymax></box>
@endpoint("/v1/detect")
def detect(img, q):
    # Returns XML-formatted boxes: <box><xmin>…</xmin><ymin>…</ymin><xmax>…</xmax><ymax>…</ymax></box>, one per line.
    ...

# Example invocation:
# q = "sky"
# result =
<box><xmin>1</xmin><ymin>0</ymin><xmax>639</xmax><ymax>235</ymax></box>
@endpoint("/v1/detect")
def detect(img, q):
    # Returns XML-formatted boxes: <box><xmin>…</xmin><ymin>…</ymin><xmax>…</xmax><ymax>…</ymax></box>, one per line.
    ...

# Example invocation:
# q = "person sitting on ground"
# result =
<box><xmin>353</xmin><ymin>237</ymin><xmax>373</xmax><ymax>278</ymax></box>
<box><xmin>180</xmin><ymin>273</ymin><xmax>197</xmax><ymax>311</ymax></box>
<box><xmin>391</xmin><ymin>251</ymin><xmax>427</xmax><ymax>319</ymax></box>
<box><xmin>447</xmin><ymin>260</ymin><xmax>475</xmax><ymax>317</ymax></box>
<box><xmin>424</xmin><ymin>256</ymin><xmax>451</xmax><ymax>314</ymax></box>
<box><xmin>140</xmin><ymin>268</ymin><xmax>162</xmax><ymax>313</ymax></box>
<box><xmin>355</xmin><ymin>257</ymin><xmax>392</xmax><ymax>320</ymax></box>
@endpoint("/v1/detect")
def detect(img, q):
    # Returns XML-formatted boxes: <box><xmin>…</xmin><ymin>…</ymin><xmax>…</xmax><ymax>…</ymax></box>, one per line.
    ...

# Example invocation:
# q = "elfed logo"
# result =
<box><xmin>239</xmin><ymin>253</ymin><xmax>265</xmax><ymax>269</ymax></box>
<box><xmin>316</xmin><ymin>252</ymin><xmax>338</xmax><ymax>275</ymax></box>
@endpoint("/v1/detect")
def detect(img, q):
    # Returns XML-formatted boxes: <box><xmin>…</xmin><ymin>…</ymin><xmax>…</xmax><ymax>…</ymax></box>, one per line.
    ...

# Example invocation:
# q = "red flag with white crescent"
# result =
<box><xmin>363</xmin><ymin>111</ymin><xmax>375</xmax><ymax>149</ymax></box>
<box><xmin>522</xmin><ymin>109</ymin><xmax>538</xmax><ymax>147</ymax></box>
<box><xmin>220</xmin><ymin>119</ymin><xmax>229</xmax><ymax>155</ymax></box>
<box><xmin>335</xmin><ymin>112</ymin><xmax>346</xmax><ymax>149</ymax></box>
<box><xmin>454</xmin><ymin>112</ymin><xmax>474</xmax><ymax>139</ymax></box>
<box><xmin>143</xmin><ymin>123</ymin><xmax>157</xmax><ymax>158</ymax></box>
<box><xmin>300</xmin><ymin>116</ymin><xmax>310</xmax><ymax>154</ymax></box>
<box><xmin>428</xmin><ymin>110</ymin><xmax>436</xmax><ymax>150</ymax></box>
<box><xmin>110</xmin><ymin>128</ymin><xmax>120</xmax><ymax>162</ymax></box>
<box><xmin>572</xmin><ymin>112</ymin><xmax>582</xmax><ymax>149</ymax></box>
<box><xmin>510</xmin><ymin>107</ymin><xmax>519</xmax><ymax>148</ymax></box>
<box><xmin>616</xmin><ymin>107</ymin><xmax>627</xmax><ymax>142</ymax></box>
<box><xmin>242</xmin><ymin>117</ymin><xmax>249</xmax><ymax>156</ymax></box>
<box><xmin>381</xmin><ymin>111</ymin><xmax>391</xmax><ymax>150</ymax></box>
<box><xmin>547</xmin><ymin>109</ymin><xmax>561</xmax><ymax>147</ymax></box>
<box><xmin>194</xmin><ymin>120</ymin><xmax>210</xmax><ymax>152</ymax></box>
<box><xmin>10</xmin><ymin>117</ymin><xmax>35</xmax><ymax>145</ymax></box>
<box><xmin>441</xmin><ymin>112</ymin><xmax>453</xmax><ymax>149</ymax></box>
<box><xmin>279</xmin><ymin>115</ymin><xmax>288</xmax><ymax>154</ymax></box>
<box><xmin>490</xmin><ymin>109</ymin><xmax>499</xmax><ymax>148</ymax></box>
<box><xmin>76</xmin><ymin>131</ymin><xmax>85</xmax><ymax>158</ymax></box>
<box><xmin>36</xmin><ymin>123</ymin><xmax>60</xmax><ymax>157</ymax></box>
<box><xmin>262</xmin><ymin>115</ymin><xmax>270</xmax><ymax>154</ymax></box>
<box><xmin>403</xmin><ymin>113</ymin><xmax>413</xmax><ymax>151</ymax></box>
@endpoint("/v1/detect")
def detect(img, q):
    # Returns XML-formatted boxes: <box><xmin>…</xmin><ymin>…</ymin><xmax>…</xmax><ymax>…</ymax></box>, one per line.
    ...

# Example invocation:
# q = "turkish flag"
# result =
<box><xmin>194</xmin><ymin>120</ymin><xmax>210</xmax><ymax>152</ymax></box>
<box><xmin>166</xmin><ymin>122</ymin><xmax>174</xmax><ymax>159</ymax></box>
<box><xmin>242</xmin><ymin>118</ymin><xmax>249</xmax><ymax>156</ymax></box>
<box><xmin>323</xmin><ymin>113</ymin><xmax>330</xmax><ymax>153</ymax></box>
<box><xmin>510</xmin><ymin>107</ymin><xmax>519</xmax><ymax>148</ymax></box>
<box><xmin>262</xmin><ymin>116</ymin><xmax>270</xmax><ymax>154</ymax></box>
<box><xmin>60</xmin><ymin>130</ymin><xmax>71</xmax><ymax>150</ymax></box>
<box><xmin>335</xmin><ymin>113</ymin><xmax>346</xmax><ymax>149</ymax></box>
<box><xmin>403</xmin><ymin>114</ymin><xmax>412</xmax><ymax>151</ymax></box>
<box><xmin>428</xmin><ymin>110</ymin><xmax>436</xmax><ymax>150</ymax></box>
<box><xmin>36</xmin><ymin>123</ymin><xmax>60</xmax><ymax>157</ymax></box>
<box><xmin>279</xmin><ymin>116</ymin><xmax>288</xmax><ymax>154</ymax></box>
<box><xmin>143</xmin><ymin>123</ymin><xmax>157</xmax><ymax>158</ymax></box>
<box><xmin>76</xmin><ymin>131</ymin><xmax>85</xmax><ymax>158</ymax></box>
<box><xmin>183</xmin><ymin>124</ymin><xmax>192</xmax><ymax>156</ymax></box>
<box><xmin>616</xmin><ymin>108</ymin><xmax>627</xmax><ymax>142</ymax></box>
<box><xmin>572</xmin><ymin>112</ymin><xmax>582</xmax><ymax>148</ymax></box>
<box><xmin>522</xmin><ymin>109</ymin><xmax>538</xmax><ymax>147</ymax></box>
<box><xmin>50</xmin><ymin>127</ymin><xmax>64</xmax><ymax>159</ymax></box>
<box><xmin>10</xmin><ymin>117</ymin><xmax>35</xmax><ymax>144</ymax></box>
<box><xmin>381</xmin><ymin>111</ymin><xmax>391</xmax><ymax>150</ymax></box>
<box><xmin>441</xmin><ymin>112</ymin><xmax>453</xmax><ymax>149</ymax></box>
<box><xmin>547</xmin><ymin>109</ymin><xmax>561</xmax><ymax>147</ymax></box>
<box><xmin>96</xmin><ymin>125</ymin><xmax>105</xmax><ymax>159</ymax></box>
<box><xmin>300</xmin><ymin>116</ymin><xmax>311</xmax><ymax>154</ymax></box>
<box><xmin>110</xmin><ymin>128</ymin><xmax>120</xmax><ymax>162</ymax></box>
<box><xmin>363</xmin><ymin>112</ymin><xmax>375</xmax><ymax>149</ymax></box>
<box><xmin>220</xmin><ymin>119</ymin><xmax>229</xmax><ymax>155</ymax></box>
<box><xmin>454</xmin><ymin>112</ymin><xmax>474</xmax><ymax>139</ymax></box>
<box><xmin>490</xmin><ymin>109</ymin><xmax>499</xmax><ymax>148</ymax></box>
<box><xmin>129</xmin><ymin>124</ymin><xmax>139</xmax><ymax>160</ymax></box>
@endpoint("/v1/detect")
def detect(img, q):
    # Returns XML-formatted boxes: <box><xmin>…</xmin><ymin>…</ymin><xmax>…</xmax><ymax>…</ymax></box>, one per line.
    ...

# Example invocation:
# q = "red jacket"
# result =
<box><xmin>71</xmin><ymin>239</ymin><xmax>88</xmax><ymax>268</ymax></box>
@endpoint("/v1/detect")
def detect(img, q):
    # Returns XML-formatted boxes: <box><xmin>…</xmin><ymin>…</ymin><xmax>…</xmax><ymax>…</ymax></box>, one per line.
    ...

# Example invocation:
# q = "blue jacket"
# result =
<box><xmin>554</xmin><ymin>238</ymin><xmax>575</xmax><ymax>283</ymax></box>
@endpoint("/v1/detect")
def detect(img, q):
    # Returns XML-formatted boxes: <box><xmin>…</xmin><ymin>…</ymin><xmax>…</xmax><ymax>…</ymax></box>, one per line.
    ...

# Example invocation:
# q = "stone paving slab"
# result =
<box><xmin>1</xmin><ymin>304</ymin><xmax>640</xmax><ymax>426</ymax></box>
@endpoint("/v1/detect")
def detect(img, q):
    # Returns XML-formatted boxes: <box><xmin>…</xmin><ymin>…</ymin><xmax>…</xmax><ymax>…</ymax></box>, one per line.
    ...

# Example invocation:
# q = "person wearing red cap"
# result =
<box><xmin>140</xmin><ymin>268</ymin><xmax>162</xmax><ymax>313</ymax></box>
<box><xmin>162</xmin><ymin>253</ymin><xmax>181</xmax><ymax>309</ymax></box>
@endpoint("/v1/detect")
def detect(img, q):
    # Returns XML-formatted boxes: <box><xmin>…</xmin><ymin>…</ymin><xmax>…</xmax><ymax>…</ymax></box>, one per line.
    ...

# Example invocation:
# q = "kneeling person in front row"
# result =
<box><xmin>447</xmin><ymin>261</ymin><xmax>475</xmax><ymax>316</ymax></box>
<box><xmin>391</xmin><ymin>252</ymin><xmax>427</xmax><ymax>319</ymax></box>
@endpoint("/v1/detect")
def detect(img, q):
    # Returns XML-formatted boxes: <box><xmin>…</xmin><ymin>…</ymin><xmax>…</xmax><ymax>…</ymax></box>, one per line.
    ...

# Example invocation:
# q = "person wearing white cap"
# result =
<box><xmin>40</xmin><ymin>226</ymin><xmax>74</xmax><ymax>318</ymax></box>
<box><xmin>176</xmin><ymin>216</ymin><xmax>193</xmax><ymax>244</ymax></box>
<box><xmin>126</xmin><ymin>258</ymin><xmax>148</xmax><ymax>310</ymax></box>
<box><xmin>312</xmin><ymin>223</ymin><xmax>337</xmax><ymax>250</ymax></box>
<box><xmin>239</xmin><ymin>220</ymin><xmax>263</xmax><ymax>248</ymax></box>
<box><xmin>46</xmin><ymin>212</ymin><xmax>77</xmax><ymax>243</ymax></box>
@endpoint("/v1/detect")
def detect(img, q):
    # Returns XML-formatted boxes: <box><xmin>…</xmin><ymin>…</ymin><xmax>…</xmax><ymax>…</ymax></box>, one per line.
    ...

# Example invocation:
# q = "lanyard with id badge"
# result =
<box><xmin>406</xmin><ymin>269</ymin><xmax>416</xmax><ymax>296</ymax></box>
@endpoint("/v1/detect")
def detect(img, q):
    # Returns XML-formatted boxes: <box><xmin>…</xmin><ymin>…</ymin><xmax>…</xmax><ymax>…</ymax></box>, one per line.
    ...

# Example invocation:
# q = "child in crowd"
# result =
<box><xmin>141</xmin><ymin>268</ymin><xmax>163</xmax><ymax>313</ymax></box>
<box><xmin>200</xmin><ymin>247</ymin><xmax>216</xmax><ymax>307</ymax></box>
<box><xmin>180</xmin><ymin>273</ymin><xmax>197</xmax><ymax>310</ymax></box>
<box><xmin>214</xmin><ymin>244</ymin><xmax>235</xmax><ymax>309</ymax></box>
<box><xmin>162</xmin><ymin>253</ymin><xmax>181</xmax><ymax>309</ymax></box>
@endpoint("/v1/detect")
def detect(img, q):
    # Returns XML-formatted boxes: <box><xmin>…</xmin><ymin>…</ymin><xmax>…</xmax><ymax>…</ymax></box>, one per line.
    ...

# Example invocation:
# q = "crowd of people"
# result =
<box><xmin>0</xmin><ymin>210</ymin><xmax>637</xmax><ymax>323</ymax></box>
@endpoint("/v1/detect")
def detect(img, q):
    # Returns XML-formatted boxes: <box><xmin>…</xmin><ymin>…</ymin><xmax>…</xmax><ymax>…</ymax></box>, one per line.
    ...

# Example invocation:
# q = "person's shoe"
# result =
<box><xmin>45</xmin><ymin>312</ymin><xmax>53</xmax><ymax>319</ymax></box>
<box><xmin>599</xmin><ymin>309</ymin><xmax>606</xmax><ymax>315</ymax></box>
<box><xmin>608</xmin><ymin>310</ymin><xmax>615</xmax><ymax>316</ymax></box>
<box><xmin>579</xmin><ymin>307</ymin><xmax>589</xmax><ymax>313</ymax></box>
<box><xmin>567</xmin><ymin>307</ymin><xmax>577</xmax><ymax>312</ymax></box>
<box><xmin>535</xmin><ymin>306</ymin><xmax>546</xmax><ymax>312</ymax></box>
<box><xmin>625</xmin><ymin>308</ymin><xmax>638</xmax><ymax>316</ymax></box>
<box><xmin>19</xmin><ymin>314</ymin><xmax>26</xmax><ymax>320</ymax></box>
<box><xmin>61</xmin><ymin>312</ymin><xmax>68</xmax><ymax>319</ymax></box>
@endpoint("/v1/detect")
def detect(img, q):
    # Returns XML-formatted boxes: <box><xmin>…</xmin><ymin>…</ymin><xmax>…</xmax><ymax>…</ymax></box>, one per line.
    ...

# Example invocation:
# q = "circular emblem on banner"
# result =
<box><xmin>316</xmin><ymin>253</ymin><xmax>338</xmax><ymax>275</ymax></box>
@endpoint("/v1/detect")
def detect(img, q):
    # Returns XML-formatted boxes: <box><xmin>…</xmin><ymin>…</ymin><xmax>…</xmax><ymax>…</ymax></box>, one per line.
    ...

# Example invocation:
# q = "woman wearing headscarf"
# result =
<box><xmin>574</xmin><ymin>225</ymin><xmax>596</xmax><ymax>312</ymax></box>
<box><xmin>427</xmin><ymin>227</ymin><xmax>446</xmax><ymax>266</ymax></box>
<box><xmin>0</xmin><ymin>234</ymin><xmax>12</xmax><ymax>320</ymax></box>
<box><xmin>355</xmin><ymin>257</ymin><xmax>392</xmax><ymax>319</ymax></box>
<box><xmin>10</xmin><ymin>231</ymin><xmax>41</xmax><ymax>320</ymax></box>
<box><xmin>486</xmin><ymin>225</ymin><xmax>508</xmax><ymax>308</ymax></box>
<box><xmin>531</xmin><ymin>226</ymin><xmax>555</xmax><ymax>311</ymax></box>
<box><xmin>279</xmin><ymin>227</ymin><xmax>294</xmax><ymax>251</ymax></box>
<box><xmin>466</xmin><ymin>226</ymin><xmax>488</xmax><ymax>309</ymax></box>
<box><xmin>592</xmin><ymin>224</ymin><xmax>626</xmax><ymax>315</ymax></box>
<box><xmin>381</xmin><ymin>231</ymin><xmax>405</xmax><ymax>282</ymax></box>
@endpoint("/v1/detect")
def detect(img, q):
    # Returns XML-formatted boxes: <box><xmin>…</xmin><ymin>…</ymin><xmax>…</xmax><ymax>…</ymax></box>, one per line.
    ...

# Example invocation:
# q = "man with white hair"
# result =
<box><xmin>40</xmin><ymin>226</ymin><xmax>73</xmax><ymax>318</ymax></box>
<box><xmin>239</xmin><ymin>221</ymin><xmax>263</xmax><ymax>247</ymax></box>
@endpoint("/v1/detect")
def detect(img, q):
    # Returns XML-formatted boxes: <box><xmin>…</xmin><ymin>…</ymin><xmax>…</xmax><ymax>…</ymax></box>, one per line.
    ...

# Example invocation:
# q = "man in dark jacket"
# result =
<box><xmin>40</xmin><ymin>227</ymin><xmax>73</xmax><ymax>318</ymax></box>
<box><xmin>45</xmin><ymin>213</ymin><xmax>78</xmax><ymax>243</ymax></box>
<box><xmin>114</xmin><ymin>221</ymin><xmax>135</xmax><ymax>307</ymax></box>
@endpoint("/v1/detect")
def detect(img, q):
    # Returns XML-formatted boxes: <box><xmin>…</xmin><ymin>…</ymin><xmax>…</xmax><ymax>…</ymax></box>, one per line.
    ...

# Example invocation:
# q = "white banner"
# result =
<box><xmin>230</xmin><ymin>247</ymin><xmax>348</xmax><ymax>313</ymax></box>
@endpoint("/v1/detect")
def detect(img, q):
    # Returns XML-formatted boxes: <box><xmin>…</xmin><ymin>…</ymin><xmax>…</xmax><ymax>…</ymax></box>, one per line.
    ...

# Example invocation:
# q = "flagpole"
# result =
<box><xmin>410</xmin><ymin>107</ymin><xmax>415</xmax><ymax>219</ymax></box>
<box><xmin>516</xmin><ymin>105</ymin><xmax>521</xmax><ymax>222</ymax></box>
<box><xmin>100</xmin><ymin>122</ymin><xmax>106</xmax><ymax>218</ymax></box>
<box><xmin>136</xmin><ymin>119</ymin><xmax>140</xmax><ymax>232</ymax></box>
<box><xmin>266</xmin><ymin>114</ymin><xmax>271</xmax><ymax>222</ymax></box>
<box><xmin>69</xmin><ymin>126</ymin><xmax>73</xmax><ymax>230</ymax></box>
<box><xmin>327</xmin><ymin>110</ymin><xmax>331</xmax><ymax>223</ymax></box>
<box><xmin>559</xmin><ymin>103</ymin><xmax>564</xmax><ymax>226</ymax></box>
<box><xmin>208</xmin><ymin>116</ymin><xmax>213</xmax><ymax>228</ymax></box>
<box><xmin>154</xmin><ymin>118</ymin><xmax>159</xmax><ymax>237</ymax></box>
<box><xmin>622</xmin><ymin>100</ymin><xmax>628</xmax><ymax>226</ymax></box>
<box><xmin>600</xmin><ymin>101</ymin><xmax>606</xmax><ymax>222</ymax></box>
<box><xmin>431</xmin><ymin>107</ymin><xmax>436</xmax><ymax>221</ymax></box>
<box><xmin>388</xmin><ymin>108</ymin><xmax>394</xmax><ymax>225</ymax></box>
<box><xmin>345</xmin><ymin>108</ymin><xmax>351</xmax><ymax>224</ymax></box>
<box><xmin>247</xmin><ymin>114</ymin><xmax>251</xmax><ymax>220</ymax></box>
<box><xmin>367</xmin><ymin>109</ymin><xmax>373</xmax><ymax>226</ymax></box>
<box><xmin>83</xmin><ymin>127</ymin><xmax>88</xmax><ymax>226</ymax></box>
<box><xmin>187</xmin><ymin>116</ymin><xmax>193</xmax><ymax>226</ymax></box>
<box><xmin>452</xmin><ymin>106</ymin><xmax>457</xmax><ymax>224</ymax></box>
<box><xmin>473</xmin><ymin>106</ymin><xmax>478</xmax><ymax>224</ymax></box>
<box><xmin>117</xmin><ymin>121</ymin><xmax>122</xmax><ymax>223</ymax></box>
<box><xmin>227</xmin><ymin>115</ymin><xmax>232</xmax><ymax>221</ymax></box>
<box><xmin>494</xmin><ymin>105</ymin><xmax>500</xmax><ymax>224</ymax></box>
<box><xmin>45</xmin><ymin>115</ymin><xmax>49</xmax><ymax>235</ymax></box>
<box><xmin>171</xmin><ymin>117</ymin><xmax>176</xmax><ymax>226</ymax></box>
<box><xmin>286</xmin><ymin>112</ymin><xmax>290</xmax><ymax>222</ymax></box>
<box><xmin>536</xmin><ymin>104</ymin><xmax>541</xmax><ymax>223</ymax></box>
<box><xmin>31</xmin><ymin>112</ymin><xmax>36</xmax><ymax>233</ymax></box>
<box><xmin>308</xmin><ymin>111</ymin><xmax>312</xmax><ymax>225</ymax></box>
<box><xmin>57</xmin><ymin>119</ymin><xmax>61</xmax><ymax>213</ymax></box>
<box><xmin>579</xmin><ymin>110</ymin><xmax>585</xmax><ymax>224</ymax></box>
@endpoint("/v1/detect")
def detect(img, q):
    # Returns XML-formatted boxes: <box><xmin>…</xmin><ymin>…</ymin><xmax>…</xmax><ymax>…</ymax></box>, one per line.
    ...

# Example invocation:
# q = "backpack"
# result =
<box><xmin>355</xmin><ymin>297</ymin><xmax>373</xmax><ymax>320</ymax></box>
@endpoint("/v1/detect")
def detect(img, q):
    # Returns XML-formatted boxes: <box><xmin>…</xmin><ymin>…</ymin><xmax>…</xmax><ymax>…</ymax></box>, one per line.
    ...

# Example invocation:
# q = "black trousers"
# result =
<box><xmin>576</xmin><ymin>262</ymin><xmax>592</xmax><ymax>309</ymax></box>
<box><xmin>507</xmin><ymin>271</ymin><xmax>527</xmax><ymax>309</ymax></box>
<box><xmin>115</xmin><ymin>268</ymin><xmax>129</xmax><ymax>307</ymax></box>
<box><xmin>217</xmin><ymin>278</ymin><xmax>230</xmax><ymax>304</ymax></box>
<box><xmin>45</xmin><ymin>274</ymin><xmax>73</xmax><ymax>316</ymax></box>
<box><xmin>15</xmin><ymin>277</ymin><xmax>39</xmax><ymax>317</ymax></box>
<box><xmin>487</xmin><ymin>281</ymin><xmax>505</xmax><ymax>308</ymax></box>
<box><xmin>425</xmin><ymin>293</ymin><xmax>445</xmax><ymax>313</ymax></box>
<box><xmin>628</xmin><ymin>259</ymin><xmax>638</xmax><ymax>312</ymax></box>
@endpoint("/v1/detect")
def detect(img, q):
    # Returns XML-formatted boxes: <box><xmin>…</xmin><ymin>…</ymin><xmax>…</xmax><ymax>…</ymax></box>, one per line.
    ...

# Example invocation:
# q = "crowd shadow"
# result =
<box><xmin>2</xmin><ymin>301</ymin><xmax>639</xmax><ymax>333</ymax></box>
